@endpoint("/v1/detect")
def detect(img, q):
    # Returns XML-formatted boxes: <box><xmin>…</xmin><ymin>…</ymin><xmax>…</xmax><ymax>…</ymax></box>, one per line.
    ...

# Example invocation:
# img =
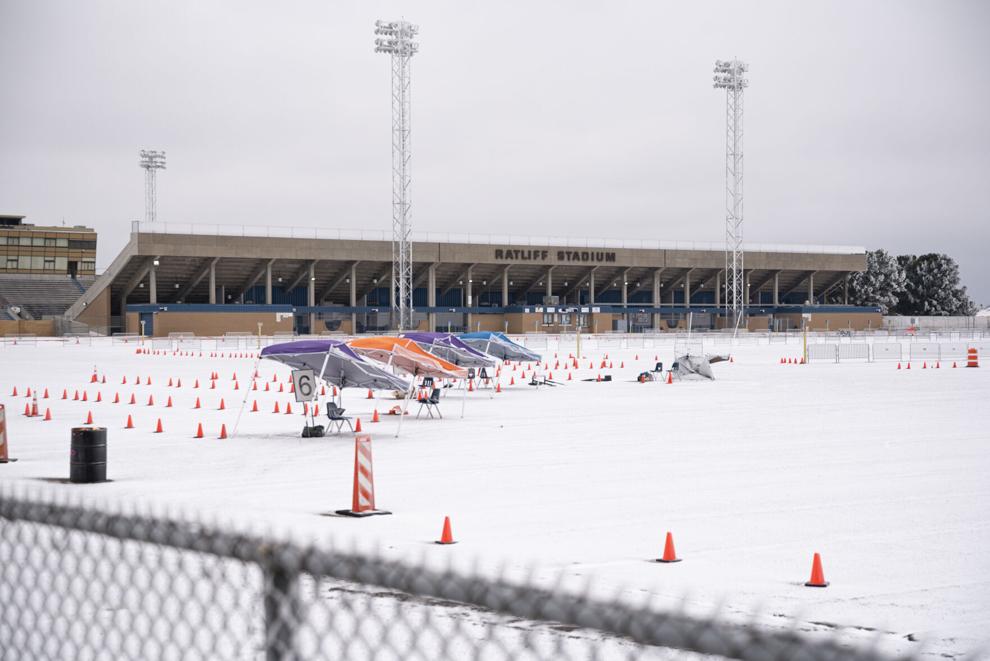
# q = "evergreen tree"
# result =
<box><xmin>847</xmin><ymin>249</ymin><xmax>906</xmax><ymax>314</ymax></box>
<box><xmin>894</xmin><ymin>253</ymin><xmax>975</xmax><ymax>316</ymax></box>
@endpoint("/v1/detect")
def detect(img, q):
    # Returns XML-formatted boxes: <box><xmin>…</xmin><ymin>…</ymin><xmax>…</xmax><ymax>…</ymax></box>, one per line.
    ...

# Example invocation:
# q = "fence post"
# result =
<box><xmin>264</xmin><ymin>561</ymin><xmax>300</xmax><ymax>661</ymax></box>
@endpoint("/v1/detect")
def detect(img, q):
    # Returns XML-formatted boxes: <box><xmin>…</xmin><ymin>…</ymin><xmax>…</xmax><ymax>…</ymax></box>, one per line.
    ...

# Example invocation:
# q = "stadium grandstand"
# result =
<box><xmin>46</xmin><ymin>221</ymin><xmax>880</xmax><ymax>337</ymax></box>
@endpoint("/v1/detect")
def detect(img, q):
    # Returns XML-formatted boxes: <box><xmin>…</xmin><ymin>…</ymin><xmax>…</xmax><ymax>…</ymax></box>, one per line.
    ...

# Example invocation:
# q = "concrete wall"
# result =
<box><xmin>0</xmin><ymin>319</ymin><xmax>56</xmax><ymax>336</ymax></box>
<box><xmin>774</xmin><ymin>312</ymin><xmax>883</xmax><ymax>331</ymax></box>
<box><xmin>149</xmin><ymin>311</ymin><xmax>294</xmax><ymax>337</ymax></box>
<box><xmin>134</xmin><ymin>232</ymin><xmax>867</xmax><ymax>273</ymax></box>
<box><xmin>74</xmin><ymin>286</ymin><xmax>110</xmax><ymax>330</ymax></box>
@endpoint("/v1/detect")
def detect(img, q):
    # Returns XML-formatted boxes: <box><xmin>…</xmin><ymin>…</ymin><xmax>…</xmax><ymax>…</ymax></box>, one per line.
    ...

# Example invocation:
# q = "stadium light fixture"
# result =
<box><xmin>138</xmin><ymin>149</ymin><xmax>166</xmax><ymax>224</ymax></box>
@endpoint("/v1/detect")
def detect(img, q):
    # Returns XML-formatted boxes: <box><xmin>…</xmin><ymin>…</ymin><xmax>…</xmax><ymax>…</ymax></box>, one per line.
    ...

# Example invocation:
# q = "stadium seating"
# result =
<box><xmin>0</xmin><ymin>275</ymin><xmax>94</xmax><ymax>318</ymax></box>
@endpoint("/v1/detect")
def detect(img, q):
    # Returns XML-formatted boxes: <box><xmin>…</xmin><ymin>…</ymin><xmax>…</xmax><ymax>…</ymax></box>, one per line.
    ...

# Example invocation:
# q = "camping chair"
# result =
<box><xmin>417</xmin><ymin>375</ymin><xmax>435</xmax><ymax>400</ymax></box>
<box><xmin>326</xmin><ymin>402</ymin><xmax>354</xmax><ymax>434</ymax></box>
<box><xmin>416</xmin><ymin>387</ymin><xmax>442</xmax><ymax>419</ymax></box>
<box><xmin>477</xmin><ymin>367</ymin><xmax>492</xmax><ymax>388</ymax></box>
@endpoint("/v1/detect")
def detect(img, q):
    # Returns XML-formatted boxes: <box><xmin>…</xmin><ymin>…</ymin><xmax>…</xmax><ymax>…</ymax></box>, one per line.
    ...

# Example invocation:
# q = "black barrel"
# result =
<box><xmin>70</xmin><ymin>427</ymin><xmax>107</xmax><ymax>483</ymax></box>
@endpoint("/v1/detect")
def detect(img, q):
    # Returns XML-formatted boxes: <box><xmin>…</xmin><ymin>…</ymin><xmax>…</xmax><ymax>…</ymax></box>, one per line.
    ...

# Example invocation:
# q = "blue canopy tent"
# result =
<box><xmin>459</xmin><ymin>332</ymin><xmax>542</xmax><ymax>362</ymax></box>
<box><xmin>401</xmin><ymin>332</ymin><xmax>497</xmax><ymax>368</ymax></box>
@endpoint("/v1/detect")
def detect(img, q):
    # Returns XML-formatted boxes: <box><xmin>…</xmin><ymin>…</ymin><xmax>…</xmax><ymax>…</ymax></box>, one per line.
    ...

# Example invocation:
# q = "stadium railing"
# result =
<box><xmin>0</xmin><ymin>488</ymin><xmax>918</xmax><ymax>661</ymax></box>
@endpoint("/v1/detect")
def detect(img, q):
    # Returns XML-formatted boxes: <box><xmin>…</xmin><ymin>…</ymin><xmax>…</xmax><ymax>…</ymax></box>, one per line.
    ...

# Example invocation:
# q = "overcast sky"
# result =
<box><xmin>1</xmin><ymin>0</ymin><xmax>988</xmax><ymax>305</ymax></box>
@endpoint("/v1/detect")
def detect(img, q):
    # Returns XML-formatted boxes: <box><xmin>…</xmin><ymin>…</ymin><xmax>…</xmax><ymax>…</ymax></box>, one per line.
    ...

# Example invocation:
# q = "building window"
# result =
<box><xmin>69</xmin><ymin>239</ymin><xmax>97</xmax><ymax>250</ymax></box>
<box><xmin>44</xmin><ymin>238</ymin><xmax>56</xmax><ymax>247</ymax></box>
<box><xmin>43</xmin><ymin>258</ymin><xmax>56</xmax><ymax>270</ymax></box>
<box><xmin>6</xmin><ymin>236</ymin><xmax>18</xmax><ymax>246</ymax></box>
<box><xmin>56</xmin><ymin>238</ymin><xmax>68</xmax><ymax>247</ymax></box>
<box><xmin>0</xmin><ymin>236</ymin><xmax>6</xmax><ymax>245</ymax></box>
<box><xmin>81</xmin><ymin>260</ymin><xmax>96</xmax><ymax>272</ymax></box>
<box><xmin>5</xmin><ymin>257</ymin><xmax>17</xmax><ymax>269</ymax></box>
<box><xmin>542</xmin><ymin>312</ymin><xmax>554</xmax><ymax>326</ymax></box>
<box><xmin>32</xmin><ymin>237</ymin><xmax>46</xmax><ymax>246</ymax></box>
<box><xmin>559</xmin><ymin>313</ymin><xmax>571</xmax><ymax>327</ymax></box>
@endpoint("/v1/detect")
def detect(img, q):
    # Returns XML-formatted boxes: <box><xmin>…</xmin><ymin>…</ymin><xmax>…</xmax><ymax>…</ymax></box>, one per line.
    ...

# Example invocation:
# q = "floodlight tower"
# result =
<box><xmin>138</xmin><ymin>149</ymin><xmax>166</xmax><ymax>224</ymax></box>
<box><xmin>713</xmin><ymin>59</ymin><xmax>748</xmax><ymax>333</ymax></box>
<box><xmin>375</xmin><ymin>19</ymin><xmax>419</xmax><ymax>331</ymax></box>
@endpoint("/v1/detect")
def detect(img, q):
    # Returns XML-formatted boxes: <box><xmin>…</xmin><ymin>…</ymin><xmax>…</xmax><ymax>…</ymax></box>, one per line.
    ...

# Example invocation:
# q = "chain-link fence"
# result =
<box><xmin>0</xmin><ymin>489</ymin><xmax>918</xmax><ymax>661</ymax></box>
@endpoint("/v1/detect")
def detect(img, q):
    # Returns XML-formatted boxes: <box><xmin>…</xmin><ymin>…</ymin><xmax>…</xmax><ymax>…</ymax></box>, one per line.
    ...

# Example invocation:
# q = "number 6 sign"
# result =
<box><xmin>291</xmin><ymin>369</ymin><xmax>317</xmax><ymax>403</ymax></box>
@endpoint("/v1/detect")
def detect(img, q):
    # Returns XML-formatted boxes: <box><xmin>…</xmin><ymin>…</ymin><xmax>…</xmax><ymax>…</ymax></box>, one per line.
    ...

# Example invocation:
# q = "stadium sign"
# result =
<box><xmin>494</xmin><ymin>248</ymin><xmax>617</xmax><ymax>263</ymax></box>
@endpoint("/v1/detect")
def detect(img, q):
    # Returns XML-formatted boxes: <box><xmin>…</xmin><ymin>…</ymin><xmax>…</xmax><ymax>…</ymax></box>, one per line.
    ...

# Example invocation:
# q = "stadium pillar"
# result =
<box><xmin>148</xmin><ymin>266</ymin><xmax>157</xmax><ymax>305</ymax></box>
<box><xmin>652</xmin><ymin>269</ymin><xmax>661</xmax><ymax>331</ymax></box>
<box><xmin>808</xmin><ymin>273</ymin><xmax>815</xmax><ymax>305</ymax></box>
<box><xmin>588</xmin><ymin>270</ymin><xmax>596</xmax><ymax>305</ymax></box>
<box><xmin>683</xmin><ymin>270</ymin><xmax>690</xmax><ymax>308</ymax></box>
<box><xmin>843</xmin><ymin>275</ymin><xmax>849</xmax><ymax>305</ymax></box>
<box><xmin>715</xmin><ymin>270</ymin><xmax>721</xmax><ymax>307</ymax></box>
<box><xmin>308</xmin><ymin>262</ymin><xmax>316</xmax><ymax>333</ymax></box>
<box><xmin>546</xmin><ymin>268</ymin><xmax>553</xmax><ymax>300</ymax></box>
<box><xmin>265</xmin><ymin>262</ymin><xmax>273</xmax><ymax>304</ymax></box>
<box><xmin>427</xmin><ymin>263</ymin><xmax>436</xmax><ymax>332</ymax></box>
<box><xmin>773</xmin><ymin>272</ymin><xmax>779</xmax><ymax>305</ymax></box>
<box><xmin>501</xmin><ymin>266</ymin><xmax>509</xmax><ymax>307</ymax></box>
<box><xmin>351</xmin><ymin>263</ymin><xmax>359</xmax><ymax>334</ymax></box>
<box><xmin>209</xmin><ymin>261</ymin><xmax>217</xmax><ymax>304</ymax></box>
<box><xmin>464</xmin><ymin>265</ymin><xmax>473</xmax><ymax>331</ymax></box>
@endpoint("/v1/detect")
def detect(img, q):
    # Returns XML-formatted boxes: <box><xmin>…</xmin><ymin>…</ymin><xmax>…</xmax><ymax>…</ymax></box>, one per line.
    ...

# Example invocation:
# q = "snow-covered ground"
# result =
<box><xmin>1</xmin><ymin>336</ymin><xmax>987</xmax><ymax>658</ymax></box>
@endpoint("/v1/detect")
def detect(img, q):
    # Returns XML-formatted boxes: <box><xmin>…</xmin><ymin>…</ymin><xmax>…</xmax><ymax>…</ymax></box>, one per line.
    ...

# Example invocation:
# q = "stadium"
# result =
<box><xmin>3</xmin><ymin>217</ymin><xmax>879</xmax><ymax>338</ymax></box>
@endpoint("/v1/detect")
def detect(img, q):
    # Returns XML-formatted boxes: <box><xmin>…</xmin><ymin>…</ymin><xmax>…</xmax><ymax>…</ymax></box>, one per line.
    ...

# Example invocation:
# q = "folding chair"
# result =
<box><xmin>477</xmin><ymin>367</ymin><xmax>492</xmax><ymax>389</ymax></box>
<box><xmin>326</xmin><ymin>402</ymin><xmax>354</xmax><ymax>433</ymax></box>
<box><xmin>416</xmin><ymin>387</ymin><xmax>442</xmax><ymax>419</ymax></box>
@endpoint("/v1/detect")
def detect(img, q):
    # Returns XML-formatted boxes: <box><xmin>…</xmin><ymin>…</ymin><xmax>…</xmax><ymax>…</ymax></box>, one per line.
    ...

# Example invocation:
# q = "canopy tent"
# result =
<box><xmin>459</xmin><ymin>332</ymin><xmax>542</xmax><ymax>362</ymax></box>
<box><xmin>347</xmin><ymin>337</ymin><xmax>469</xmax><ymax>380</ymax></box>
<box><xmin>670</xmin><ymin>354</ymin><xmax>717</xmax><ymax>381</ymax></box>
<box><xmin>260</xmin><ymin>340</ymin><xmax>410</xmax><ymax>391</ymax></box>
<box><xmin>401</xmin><ymin>332</ymin><xmax>497</xmax><ymax>368</ymax></box>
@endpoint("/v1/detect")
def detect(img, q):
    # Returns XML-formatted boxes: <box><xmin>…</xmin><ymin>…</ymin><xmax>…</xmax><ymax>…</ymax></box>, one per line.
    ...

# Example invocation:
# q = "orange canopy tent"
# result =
<box><xmin>347</xmin><ymin>337</ymin><xmax>469</xmax><ymax>380</ymax></box>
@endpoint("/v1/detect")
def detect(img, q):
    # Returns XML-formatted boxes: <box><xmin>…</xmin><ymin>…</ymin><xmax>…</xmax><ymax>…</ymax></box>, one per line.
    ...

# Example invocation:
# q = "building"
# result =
<box><xmin>0</xmin><ymin>215</ymin><xmax>97</xmax><ymax>277</ymax></box>
<box><xmin>64</xmin><ymin>222</ymin><xmax>880</xmax><ymax>336</ymax></box>
<box><xmin>0</xmin><ymin>215</ymin><xmax>97</xmax><ymax>325</ymax></box>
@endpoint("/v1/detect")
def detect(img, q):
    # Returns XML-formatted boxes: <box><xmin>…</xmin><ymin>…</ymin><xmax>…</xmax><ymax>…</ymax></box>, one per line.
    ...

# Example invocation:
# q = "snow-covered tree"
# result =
<box><xmin>847</xmin><ymin>249</ymin><xmax>906</xmax><ymax>314</ymax></box>
<box><xmin>894</xmin><ymin>253</ymin><xmax>975</xmax><ymax>316</ymax></box>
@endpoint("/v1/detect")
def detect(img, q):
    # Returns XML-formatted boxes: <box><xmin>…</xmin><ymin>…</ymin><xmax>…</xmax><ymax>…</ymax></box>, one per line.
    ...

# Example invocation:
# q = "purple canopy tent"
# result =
<box><xmin>260</xmin><ymin>339</ymin><xmax>410</xmax><ymax>392</ymax></box>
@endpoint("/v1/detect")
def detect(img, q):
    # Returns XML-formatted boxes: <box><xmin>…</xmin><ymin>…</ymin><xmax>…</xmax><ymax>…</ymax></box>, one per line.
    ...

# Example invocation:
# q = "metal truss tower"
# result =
<box><xmin>375</xmin><ymin>19</ymin><xmax>419</xmax><ymax>331</ymax></box>
<box><xmin>713</xmin><ymin>60</ymin><xmax>748</xmax><ymax>332</ymax></box>
<box><xmin>138</xmin><ymin>149</ymin><xmax>166</xmax><ymax>224</ymax></box>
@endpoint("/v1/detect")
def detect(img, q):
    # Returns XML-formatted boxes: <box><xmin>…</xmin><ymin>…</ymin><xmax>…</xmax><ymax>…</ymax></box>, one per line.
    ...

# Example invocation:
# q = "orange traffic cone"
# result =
<box><xmin>113</xmin><ymin>392</ymin><xmax>120</xmax><ymax>404</ymax></box>
<box><xmin>510</xmin><ymin>377</ymin><xmax>515</xmax><ymax>386</ymax></box>
<box><xmin>176</xmin><ymin>378</ymin><xmax>182</xmax><ymax>388</ymax></box>
<box><xmin>95</xmin><ymin>392</ymin><xmax>102</xmax><ymax>403</ymax></box>
<box><xmin>953</xmin><ymin>361</ymin><xmax>958</xmax><ymax>368</ymax></box>
<box><xmin>43</xmin><ymin>408</ymin><xmax>52</xmax><ymax>421</ymax></box>
<box><xmin>372</xmin><ymin>409</ymin><xmax>380</xmax><ymax>423</ymax></box>
<box><xmin>125</xmin><ymin>414</ymin><xmax>135</xmax><ymax>429</ymax></box>
<box><xmin>285</xmin><ymin>402</ymin><xmax>292</xmax><ymax>414</ymax></box>
<box><xmin>154</xmin><ymin>418</ymin><xmax>163</xmax><ymax>433</ymax></box>
<box><xmin>82</xmin><ymin>391</ymin><xmax>88</xmax><ymax>402</ymax></box>
<box><xmin>655</xmin><ymin>532</ymin><xmax>681</xmax><ymax>563</ymax></box>
<box><xmin>43</xmin><ymin>388</ymin><xmax>49</xmax><ymax>399</ymax></box>
<box><xmin>23</xmin><ymin>403</ymin><xmax>31</xmax><ymax>417</ymax></box>
<box><xmin>666</xmin><ymin>372</ymin><xmax>673</xmax><ymax>384</ymax></box>
<box><xmin>147</xmin><ymin>394</ymin><xmax>154</xmax><ymax>406</ymax></box>
<box><xmin>468</xmin><ymin>380</ymin><xmax>474</xmax><ymax>392</ymax></box>
<box><xmin>897</xmin><ymin>362</ymin><xmax>901</xmax><ymax>370</ymax></box>
<box><xmin>805</xmin><ymin>552</ymin><xmax>829</xmax><ymax>587</ymax></box>
<box><xmin>194</xmin><ymin>397</ymin><xmax>201</xmax><ymax>409</ymax></box>
<box><xmin>355</xmin><ymin>418</ymin><xmax>363</xmax><ymax>432</ymax></box>
<box><xmin>129</xmin><ymin>393</ymin><xmax>136</xmax><ymax>405</ymax></box>
<box><xmin>11</xmin><ymin>386</ymin><xmax>17</xmax><ymax>396</ymax></box>
<box><xmin>251</xmin><ymin>400</ymin><xmax>259</xmax><ymax>413</ymax></box>
<box><xmin>85</xmin><ymin>411</ymin><xmax>93</xmax><ymax>424</ymax></box>
<box><xmin>273</xmin><ymin>401</ymin><xmax>280</xmax><ymax>414</ymax></box>
<box><xmin>906</xmin><ymin>362</ymin><xmax>911</xmax><ymax>369</ymax></box>
<box><xmin>61</xmin><ymin>389</ymin><xmax>67</xmax><ymax>400</ymax></box>
<box><xmin>195</xmin><ymin>423</ymin><xmax>204</xmax><ymax>438</ymax></box>
<box><xmin>219</xmin><ymin>398</ymin><xmax>226</xmax><ymax>411</ymax></box>
<box><xmin>436</xmin><ymin>516</ymin><xmax>456</xmax><ymax>545</ymax></box>
<box><xmin>367</xmin><ymin>388</ymin><xmax>374</xmax><ymax>399</ymax></box>
<box><xmin>219</xmin><ymin>424</ymin><xmax>227</xmax><ymax>439</ymax></box>
<box><xmin>496</xmin><ymin>383</ymin><xmax>502</xmax><ymax>393</ymax></box>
